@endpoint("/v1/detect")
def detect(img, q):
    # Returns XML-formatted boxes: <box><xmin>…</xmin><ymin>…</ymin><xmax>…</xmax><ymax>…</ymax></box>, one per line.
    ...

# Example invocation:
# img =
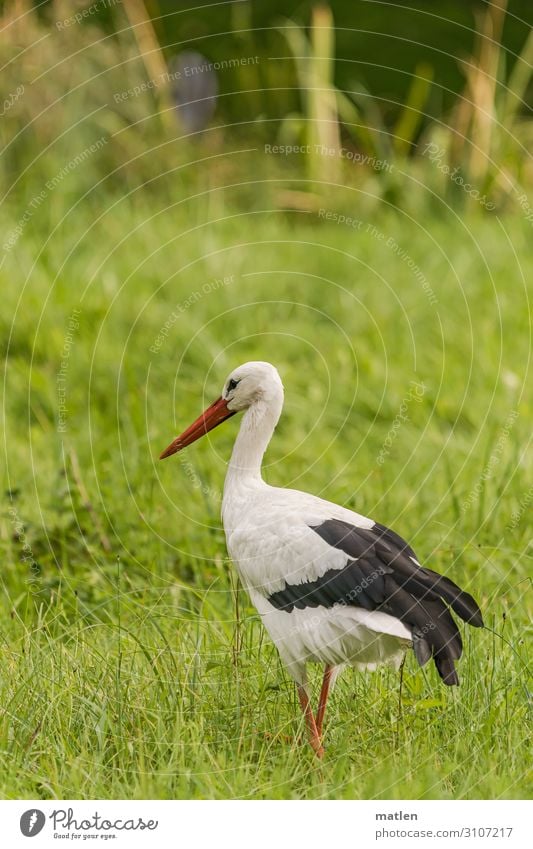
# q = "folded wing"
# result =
<box><xmin>267</xmin><ymin>518</ymin><xmax>484</xmax><ymax>685</ymax></box>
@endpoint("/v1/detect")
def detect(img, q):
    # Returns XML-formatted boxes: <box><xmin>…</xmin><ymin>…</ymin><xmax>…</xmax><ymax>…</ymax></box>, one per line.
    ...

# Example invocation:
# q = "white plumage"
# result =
<box><xmin>222</xmin><ymin>479</ymin><xmax>411</xmax><ymax>685</ymax></box>
<box><xmin>160</xmin><ymin>361</ymin><xmax>483</xmax><ymax>757</ymax></box>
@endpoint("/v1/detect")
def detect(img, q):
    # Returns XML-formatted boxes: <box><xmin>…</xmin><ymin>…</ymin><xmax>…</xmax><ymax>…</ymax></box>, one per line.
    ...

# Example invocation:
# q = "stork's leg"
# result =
<box><xmin>297</xmin><ymin>684</ymin><xmax>324</xmax><ymax>758</ymax></box>
<box><xmin>315</xmin><ymin>664</ymin><xmax>333</xmax><ymax>738</ymax></box>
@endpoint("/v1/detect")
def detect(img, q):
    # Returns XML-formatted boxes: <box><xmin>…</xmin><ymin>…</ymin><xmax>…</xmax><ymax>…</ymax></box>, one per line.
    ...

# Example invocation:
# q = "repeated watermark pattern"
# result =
<box><xmin>2</xmin><ymin>189</ymin><xmax>48</xmax><ymax>255</ymax></box>
<box><xmin>516</xmin><ymin>193</ymin><xmax>533</xmax><ymax>228</ymax></box>
<box><xmin>2</xmin><ymin>137</ymin><xmax>108</xmax><ymax>254</ymax></box>
<box><xmin>422</xmin><ymin>143</ymin><xmax>496</xmax><ymax>211</ymax></box>
<box><xmin>46</xmin><ymin>136</ymin><xmax>108</xmax><ymax>190</ymax></box>
<box><xmin>57</xmin><ymin>309</ymin><xmax>82</xmax><ymax>433</ymax></box>
<box><xmin>8</xmin><ymin>505</ymin><xmax>41</xmax><ymax>594</ymax></box>
<box><xmin>318</xmin><ymin>210</ymin><xmax>438</xmax><ymax>305</ymax></box>
<box><xmin>265</xmin><ymin>143</ymin><xmax>393</xmax><ymax>172</ymax></box>
<box><xmin>55</xmin><ymin>0</ymin><xmax>121</xmax><ymax>29</ymax></box>
<box><xmin>376</xmin><ymin>381</ymin><xmax>427</xmax><ymax>466</ymax></box>
<box><xmin>318</xmin><ymin>208</ymin><xmax>364</xmax><ymax>229</ymax></box>
<box><xmin>178</xmin><ymin>458</ymin><xmax>221</xmax><ymax>502</ymax></box>
<box><xmin>149</xmin><ymin>275</ymin><xmax>234</xmax><ymax>353</ymax></box>
<box><xmin>506</xmin><ymin>484</ymin><xmax>533</xmax><ymax>531</ymax></box>
<box><xmin>287</xmin><ymin>566</ymin><xmax>389</xmax><ymax>637</ymax></box>
<box><xmin>114</xmin><ymin>67</ymin><xmax>183</xmax><ymax>104</ymax></box>
<box><xmin>114</xmin><ymin>55</ymin><xmax>259</xmax><ymax>103</ymax></box>
<box><xmin>282</xmin><ymin>565</ymin><xmax>437</xmax><ymax>641</ymax></box>
<box><xmin>383</xmin><ymin>233</ymin><xmax>438</xmax><ymax>306</ymax></box>
<box><xmin>183</xmin><ymin>55</ymin><xmax>260</xmax><ymax>76</ymax></box>
<box><xmin>0</xmin><ymin>84</ymin><xmax>24</xmax><ymax>117</ymax></box>
<box><xmin>461</xmin><ymin>409</ymin><xmax>519</xmax><ymax>513</ymax></box>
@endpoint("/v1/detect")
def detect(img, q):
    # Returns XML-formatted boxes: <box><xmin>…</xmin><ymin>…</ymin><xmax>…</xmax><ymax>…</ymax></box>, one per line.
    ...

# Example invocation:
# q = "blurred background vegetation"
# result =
<box><xmin>0</xmin><ymin>0</ymin><xmax>532</xmax><ymax>213</ymax></box>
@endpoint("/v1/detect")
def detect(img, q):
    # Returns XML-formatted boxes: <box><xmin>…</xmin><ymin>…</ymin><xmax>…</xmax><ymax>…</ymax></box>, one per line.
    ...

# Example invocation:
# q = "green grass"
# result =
<box><xmin>1</xmin><ymin>192</ymin><xmax>531</xmax><ymax>799</ymax></box>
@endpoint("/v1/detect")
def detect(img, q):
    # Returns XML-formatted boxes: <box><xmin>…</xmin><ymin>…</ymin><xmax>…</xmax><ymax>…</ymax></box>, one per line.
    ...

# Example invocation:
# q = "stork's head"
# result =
<box><xmin>222</xmin><ymin>361</ymin><xmax>283</xmax><ymax>411</ymax></box>
<box><xmin>159</xmin><ymin>361</ymin><xmax>283</xmax><ymax>459</ymax></box>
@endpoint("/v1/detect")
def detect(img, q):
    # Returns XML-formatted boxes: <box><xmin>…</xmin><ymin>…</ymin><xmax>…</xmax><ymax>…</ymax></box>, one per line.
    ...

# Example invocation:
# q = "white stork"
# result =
<box><xmin>160</xmin><ymin>361</ymin><xmax>483</xmax><ymax>757</ymax></box>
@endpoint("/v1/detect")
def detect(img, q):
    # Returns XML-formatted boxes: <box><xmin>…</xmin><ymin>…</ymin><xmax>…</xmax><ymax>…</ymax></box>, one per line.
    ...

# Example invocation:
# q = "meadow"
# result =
<box><xmin>1</xmin><ymin>185</ymin><xmax>531</xmax><ymax>798</ymax></box>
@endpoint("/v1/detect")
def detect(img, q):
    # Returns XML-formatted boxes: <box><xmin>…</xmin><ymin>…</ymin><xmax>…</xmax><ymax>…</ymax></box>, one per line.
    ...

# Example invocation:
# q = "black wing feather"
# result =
<box><xmin>267</xmin><ymin>518</ymin><xmax>483</xmax><ymax>686</ymax></box>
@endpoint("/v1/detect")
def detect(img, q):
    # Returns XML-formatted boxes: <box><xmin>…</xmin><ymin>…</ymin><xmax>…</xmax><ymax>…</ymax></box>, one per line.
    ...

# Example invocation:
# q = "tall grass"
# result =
<box><xmin>433</xmin><ymin>0</ymin><xmax>533</xmax><ymax>207</ymax></box>
<box><xmin>279</xmin><ymin>5</ymin><xmax>341</xmax><ymax>182</ymax></box>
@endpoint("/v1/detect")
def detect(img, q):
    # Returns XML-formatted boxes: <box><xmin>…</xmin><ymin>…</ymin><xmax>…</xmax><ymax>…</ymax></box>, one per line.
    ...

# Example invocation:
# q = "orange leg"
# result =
<box><xmin>297</xmin><ymin>684</ymin><xmax>324</xmax><ymax>758</ymax></box>
<box><xmin>315</xmin><ymin>664</ymin><xmax>333</xmax><ymax>738</ymax></box>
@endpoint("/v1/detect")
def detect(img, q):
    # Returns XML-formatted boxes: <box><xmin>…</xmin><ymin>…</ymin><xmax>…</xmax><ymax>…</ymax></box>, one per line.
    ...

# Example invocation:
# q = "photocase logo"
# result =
<box><xmin>20</xmin><ymin>809</ymin><xmax>46</xmax><ymax>837</ymax></box>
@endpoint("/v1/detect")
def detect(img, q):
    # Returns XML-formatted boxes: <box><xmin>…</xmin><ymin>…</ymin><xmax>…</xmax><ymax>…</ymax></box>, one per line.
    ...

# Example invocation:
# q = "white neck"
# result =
<box><xmin>224</xmin><ymin>394</ymin><xmax>283</xmax><ymax>493</ymax></box>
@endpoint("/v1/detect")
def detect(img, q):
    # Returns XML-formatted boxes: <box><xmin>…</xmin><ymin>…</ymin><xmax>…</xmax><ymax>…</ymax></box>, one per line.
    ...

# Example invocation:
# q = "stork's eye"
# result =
<box><xmin>227</xmin><ymin>378</ymin><xmax>239</xmax><ymax>392</ymax></box>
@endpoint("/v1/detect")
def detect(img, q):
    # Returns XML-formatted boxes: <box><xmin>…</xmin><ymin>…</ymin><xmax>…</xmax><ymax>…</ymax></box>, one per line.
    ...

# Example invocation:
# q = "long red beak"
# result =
<box><xmin>159</xmin><ymin>397</ymin><xmax>236</xmax><ymax>459</ymax></box>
